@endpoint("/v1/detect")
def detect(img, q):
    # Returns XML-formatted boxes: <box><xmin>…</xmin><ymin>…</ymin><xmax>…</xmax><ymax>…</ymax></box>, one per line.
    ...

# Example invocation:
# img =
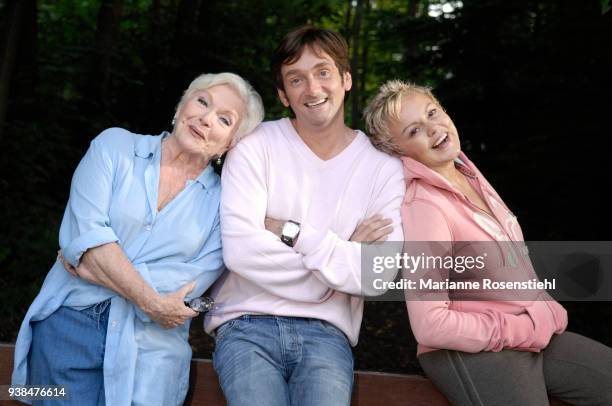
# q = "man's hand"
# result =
<box><xmin>264</xmin><ymin>217</ymin><xmax>285</xmax><ymax>238</ymax></box>
<box><xmin>350</xmin><ymin>215</ymin><xmax>393</xmax><ymax>243</ymax></box>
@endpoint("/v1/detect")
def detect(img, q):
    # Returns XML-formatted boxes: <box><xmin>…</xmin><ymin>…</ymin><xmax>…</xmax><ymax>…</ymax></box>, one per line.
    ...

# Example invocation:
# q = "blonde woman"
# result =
<box><xmin>364</xmin><ymin>80</ymin><xmax>612</xmax><ymax>405</ymax></box>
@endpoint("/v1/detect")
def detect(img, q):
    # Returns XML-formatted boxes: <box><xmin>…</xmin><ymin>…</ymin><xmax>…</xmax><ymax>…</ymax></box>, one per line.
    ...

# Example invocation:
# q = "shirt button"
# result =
<box><xmin>111</xmin><ymin>321</ymin><xmax>118</xmax><ymax>328</ymax></box>
<box><xmin>145</xmin><ymin>224</ymin><xmax>152</xmax><ymax>231</ymax></box>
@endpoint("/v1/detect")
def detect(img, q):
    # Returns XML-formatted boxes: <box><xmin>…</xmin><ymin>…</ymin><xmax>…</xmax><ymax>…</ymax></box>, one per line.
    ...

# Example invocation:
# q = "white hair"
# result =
<box><xmin>176</xmin><ymin>72</ymin><xmax>264</xmax><ymax>145</ymax></box>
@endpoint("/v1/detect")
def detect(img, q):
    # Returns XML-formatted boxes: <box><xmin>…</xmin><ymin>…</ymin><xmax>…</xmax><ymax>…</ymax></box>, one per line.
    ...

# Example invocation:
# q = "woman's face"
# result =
<box><xmin>173</xmin><ymin>84</ymin><xmax>245</xmax><ymax>159</ymax></box>
<box><xmin>387</xmin><ymin>91</ymin><xmax>461</xmax><ymax>168</ymax></box>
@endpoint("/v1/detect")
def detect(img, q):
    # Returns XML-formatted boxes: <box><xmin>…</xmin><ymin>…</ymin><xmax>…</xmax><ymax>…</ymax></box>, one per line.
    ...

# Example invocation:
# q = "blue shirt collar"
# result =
<box><xmin>134</xmin><ymin>132</ymin><xmax>165</xmax><ymax>159</ymax></box>
<box><xmin>195</xmin><ymin>165</ymin><xmax>218</xmax><ymax>190</ymax></box>
<box><xmin>134</xmin><ymin>131</ymin><xmax>218</xmax><ymax>190</ymax></box>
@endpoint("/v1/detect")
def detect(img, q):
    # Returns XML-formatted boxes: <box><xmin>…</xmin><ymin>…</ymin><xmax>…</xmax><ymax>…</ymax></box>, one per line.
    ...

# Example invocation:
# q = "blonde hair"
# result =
<box><xmin>176</xmin><ymin>72</ymin><xmax>264</xmax><ymax>145</ymax></box>
<box><xmin>363</xmin><ymin>80</ymin><xmax>441</xmax><ymax>155</ymax></box>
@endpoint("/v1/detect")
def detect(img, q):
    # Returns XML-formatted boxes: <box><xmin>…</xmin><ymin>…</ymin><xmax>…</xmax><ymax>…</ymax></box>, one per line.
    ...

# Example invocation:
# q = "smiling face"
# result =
<box><xmin>172</xmin><ymin>84</ymin><xmax>245</xmax><ymax>159</ymax></box>
<box><xmin>387</xmin><ymin>91</ymin><xmax>461</xmax><ymax>169</ymax></box>
<box><xmin>277</xmin><ymin>46</ymin><xmax>352</xmax><ymax>131</ymax></box>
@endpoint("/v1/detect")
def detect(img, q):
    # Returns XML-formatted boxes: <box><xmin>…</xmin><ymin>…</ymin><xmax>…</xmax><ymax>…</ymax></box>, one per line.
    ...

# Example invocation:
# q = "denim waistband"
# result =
<box><xmin>235</xmin><ymin>314</ymin><xmax>326</xmax><ymax>324</ymax></box>
<box><xmin>80</xmin><ymin>298</ymin><xmax>111</xmax><ymax>328</ymax></box>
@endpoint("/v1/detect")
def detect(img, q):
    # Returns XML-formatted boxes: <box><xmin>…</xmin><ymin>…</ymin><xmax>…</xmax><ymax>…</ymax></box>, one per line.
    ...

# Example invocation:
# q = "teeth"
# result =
<box><xmin>433</xmin><ymin>133</ymin><xmax>448</xmax><ymax>148</ymax></box>
<box><xmin>305</xmin><ymin>98</ymin><xmax>327</xmax><ymax>107</ymax></box>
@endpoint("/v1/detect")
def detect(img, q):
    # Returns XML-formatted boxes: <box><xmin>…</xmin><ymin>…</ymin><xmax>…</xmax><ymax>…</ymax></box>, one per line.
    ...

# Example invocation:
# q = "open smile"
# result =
<box><xmin>432</xmin><ymin>133</ymin><xmax>450</xmax><ymax>149</ymax></box>
<box><xmin>304</xmin><ymin>98</ymin><xmax>328</xmax><ymax>108</ymax></box>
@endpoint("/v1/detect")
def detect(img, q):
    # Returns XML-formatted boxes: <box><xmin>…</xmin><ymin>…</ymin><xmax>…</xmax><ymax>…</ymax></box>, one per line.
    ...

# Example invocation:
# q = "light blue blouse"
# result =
<box><xmin>12</xmin><ymin>128</ymin><xmax>225</xmax><ymax>405</ymax></box>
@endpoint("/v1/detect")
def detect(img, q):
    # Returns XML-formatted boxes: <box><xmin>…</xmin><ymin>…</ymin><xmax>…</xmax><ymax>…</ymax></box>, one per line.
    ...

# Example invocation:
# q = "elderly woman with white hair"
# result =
<box><xmin>11</xmin><ymin>72</ymin><xmax>264</xmax><ymax>406</ymax></box>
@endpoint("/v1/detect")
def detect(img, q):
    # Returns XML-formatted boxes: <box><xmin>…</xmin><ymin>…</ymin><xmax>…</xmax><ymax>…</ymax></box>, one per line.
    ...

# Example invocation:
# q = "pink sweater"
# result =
<box><xmin>204</xmin><ymin>119</ymin><xmax>405</xmax><ymax>345</ymax></box>
<box><xmin>401</xmin><ymin>152</ymin><xmax>567</xmax><ymax>355</ymax></box>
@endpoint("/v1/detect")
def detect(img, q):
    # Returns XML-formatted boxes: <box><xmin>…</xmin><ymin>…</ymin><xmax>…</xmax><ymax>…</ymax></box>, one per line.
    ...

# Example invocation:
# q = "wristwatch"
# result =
<box><xmin>184</xmin><ymin>296</ymin><xmax>215</xmax><ymax>313</ymax></box>
<box><xmin>281</xmin><ymin>220</ymin><xmax>301</xmax><ymax>247</ymax></box>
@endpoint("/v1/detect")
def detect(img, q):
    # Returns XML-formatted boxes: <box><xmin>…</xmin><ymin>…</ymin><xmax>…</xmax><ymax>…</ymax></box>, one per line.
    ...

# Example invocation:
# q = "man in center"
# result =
<box><xmin>205</xmin><ymin>26</ymin><xmax>404</xmax><ymax>405</ymax></box>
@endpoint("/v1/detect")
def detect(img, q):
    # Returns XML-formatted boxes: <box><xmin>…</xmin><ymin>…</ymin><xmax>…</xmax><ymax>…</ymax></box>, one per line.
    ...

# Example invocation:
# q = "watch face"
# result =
<box><xmin>283</xmin><ymin>222</ymin><xmax>300</xmax><ymax>238</ymax></box>
<box><xmin>186</xmin><ymin>296</ymin><xmax>215</xmax><ymax>312</ymax></box>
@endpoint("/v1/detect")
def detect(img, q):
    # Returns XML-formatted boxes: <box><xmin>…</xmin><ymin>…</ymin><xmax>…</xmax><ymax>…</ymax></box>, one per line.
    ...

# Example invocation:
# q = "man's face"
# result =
<box><xmin>278</xmin><ymin>46</ymin><xmax>352</xmax><ymax>130</ymax></box>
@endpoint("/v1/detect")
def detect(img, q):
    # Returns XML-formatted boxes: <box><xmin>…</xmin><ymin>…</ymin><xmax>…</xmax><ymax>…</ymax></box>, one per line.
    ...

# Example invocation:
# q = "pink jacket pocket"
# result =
<box><xmin>524</xmin><ymin>299</ymin><xmax>568</xmax><ymax>350</ymax></box>
<box><xmin>545</xmin><ymin>300</ymin><xmax>568</xmax><ymax>333</ymax></box>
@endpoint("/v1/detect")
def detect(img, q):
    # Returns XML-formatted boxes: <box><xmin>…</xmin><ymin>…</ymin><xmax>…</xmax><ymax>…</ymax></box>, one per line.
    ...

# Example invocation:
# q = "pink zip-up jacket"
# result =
<box><xmin>401</xmin><ymin>152</ymin><xmax>567</xmax><ymax>355</ymax></box>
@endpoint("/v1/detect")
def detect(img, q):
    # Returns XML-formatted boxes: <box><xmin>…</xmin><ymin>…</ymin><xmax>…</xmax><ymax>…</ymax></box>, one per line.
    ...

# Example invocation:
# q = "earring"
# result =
<box><xmin>216</xmin><ymin>156</ymin><xmax>222</xmax><ymax>165</ymax></box>
<box><xmin>171</xmin><ymin>117</ymin><xmax>176</xmax><ymax>126</ymax></box>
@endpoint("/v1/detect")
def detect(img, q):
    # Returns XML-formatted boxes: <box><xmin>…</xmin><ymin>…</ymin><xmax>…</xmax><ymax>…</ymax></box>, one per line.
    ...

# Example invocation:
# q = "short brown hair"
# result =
<box><xmin>271</xmin><ymin>25</ymin><xmax>350</xmax><ymax>92</ymax></box>
<box><xmin>363</xmin><ymin>80</ymin><xmax>441</xmax><ymax>155</ymax></box>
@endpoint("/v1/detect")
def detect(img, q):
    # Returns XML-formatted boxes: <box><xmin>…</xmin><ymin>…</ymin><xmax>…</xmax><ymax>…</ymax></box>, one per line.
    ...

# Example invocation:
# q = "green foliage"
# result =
<box><xmin>1</xmin><ymin>0</ymin><xmax>611</xmax><ymax>367</ymax></box>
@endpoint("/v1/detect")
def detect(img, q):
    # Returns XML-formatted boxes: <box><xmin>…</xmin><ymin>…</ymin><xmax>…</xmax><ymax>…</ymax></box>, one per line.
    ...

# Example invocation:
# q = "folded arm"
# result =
<box><xmin>67</xmin><ymin>243</ymin><xmax>197</xmax><ymax>328</ymax></box>
<box><xmin>220</xmin><ymin>137</ymin><xmax>337</xmax><ymax>302</ymax></box>
<box><xmin>59</xmin><ymin>131</ymin><xmax>197</xmax><ymax>328</ymax></box>
<box><xmin>66</xmin><ymin>216</ymin><xmax>224</xmax><ymax>327</ymax></box>
<box><xmin>292</xmin><ymin>159</ymin><xmax>405</xmax><ymax>296</ymax></box>
<box><xmin>407</xmin><ymin>298</ymin><xmax>536</xmax><ymax>352</ymax></box>
<box><xmin>222</xmin><ymin>137</ymin><xmax>404</xmax><ymax>299</ymax></box>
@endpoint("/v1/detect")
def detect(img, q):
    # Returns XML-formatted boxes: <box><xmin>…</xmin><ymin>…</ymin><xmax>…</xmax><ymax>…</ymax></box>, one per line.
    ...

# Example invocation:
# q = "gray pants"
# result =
<box><xmin>418</xmin><ymin>332</ymin><xmax>612</xmax><ymax>406</ymax></box>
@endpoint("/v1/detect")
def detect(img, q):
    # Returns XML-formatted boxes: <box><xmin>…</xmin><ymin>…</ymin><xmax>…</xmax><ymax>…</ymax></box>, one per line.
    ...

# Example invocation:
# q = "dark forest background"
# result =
<box><xmin>1</xmin><ymin>0</ymin><xmax>611</xmax><ymax>373</ymax></box>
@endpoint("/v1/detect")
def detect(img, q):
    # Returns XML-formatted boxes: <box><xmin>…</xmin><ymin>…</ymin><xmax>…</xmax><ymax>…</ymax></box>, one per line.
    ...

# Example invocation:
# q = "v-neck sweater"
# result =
<box><xmin>205</xmin><ymin>118</ymin><xmax>406</xmax><ymax>345</ymax></box>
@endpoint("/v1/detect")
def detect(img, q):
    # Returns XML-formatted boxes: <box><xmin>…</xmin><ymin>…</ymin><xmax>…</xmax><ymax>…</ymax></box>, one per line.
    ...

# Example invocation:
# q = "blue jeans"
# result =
<box><xmin>28</xmin><ymin>300</ymin><xmax>111</xmax><ymax>406</ymax></box>
<box><xmin>212</xmin><ymin>316</ymin><xmax>354</xmax><ymax>406</ymax></box>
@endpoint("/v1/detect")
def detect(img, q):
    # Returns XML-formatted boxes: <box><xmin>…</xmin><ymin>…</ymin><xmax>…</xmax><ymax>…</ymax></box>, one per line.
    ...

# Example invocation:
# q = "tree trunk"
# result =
<box><xmin>165</xmin><ymin>0</ymin><xmax>202</xmax><ymax>116</ymax></box>
<box><xmin>360</xmin><ymin>0</ymin><xmax>371</xmax><ymax>108</ymax></box>
<box><xmin>350</xmin><ymin>0</ymin><xmax>363</xmax><ymax>129</ymax></box>
<box><xmin>343</xmin><ymin>0</ymin><xmax>353</xmax><ymax>47</ymax></box>
<box><xmin>143</xmin><ymin>0</ymin><xmax>165</xmax><ymax>132</ymax></box>
<box><xmin>196</xmin><ymin>0</ymin><xmax>216</xmax><ymax>70</ymax></box>
<box><xmin>91</xmin><ymin>0</ymin><xmax>124</xmax><ymax>104</ymax></box>
<box><xmin>407</xmin><ymin>0</ymin><xmax>419</xmax><ymax>18</ymax></box>
<box><xmin>0</xmin><ymin>0</ymin><xmax>36</xmax><ymax>140</ymax></box>
<box><xmin>174</xmin><ymin>0</ymin><xmax>201</xmax><ymax>50</ymax></box>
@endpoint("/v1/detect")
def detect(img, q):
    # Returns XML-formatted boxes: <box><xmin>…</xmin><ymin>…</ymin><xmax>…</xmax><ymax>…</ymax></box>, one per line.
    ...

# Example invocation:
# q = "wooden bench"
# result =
<box><xmin>0</xmin><ymin>343</ymin><xmax>567</xmax><ymax>405</ymax></box>
<box><xmin>0</xmin><ymin>342</ymin><xmax>448</xmax><ymax>405</ymax></box>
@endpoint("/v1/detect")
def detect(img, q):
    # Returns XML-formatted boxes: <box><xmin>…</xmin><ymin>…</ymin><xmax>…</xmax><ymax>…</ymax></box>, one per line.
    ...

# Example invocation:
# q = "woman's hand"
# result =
<box><xmin>58</xmin><ymin>250</ymin><xmax>77</xmax><ymax>276</ymax></box>
<box><xmin>58</xmin><ymin>249</ymin><xmax>198</xmax><ymax>329</ymax></box>
<box><xmin>59</xmin><ymin>251</ymin><xmax>108</xmax><ymax>288</ymax></box>
<box><xmin>58</xmin><ymin>250</ymin><xmax>100</xmax><ymax>283</ymax></box>
<box><xmin>524</xmin><ymin>301</ymin><xmax>566</xmax><ymax>349</ymax></box>
<box><xmin>141</xmin><ymin>281</ymin><xmax>199</xmax><ymax>329</ymax></box>
<box><xmin>350</xmin><ymin>215</ymin><xmax>393</xmax><ymax>243</ymax></box>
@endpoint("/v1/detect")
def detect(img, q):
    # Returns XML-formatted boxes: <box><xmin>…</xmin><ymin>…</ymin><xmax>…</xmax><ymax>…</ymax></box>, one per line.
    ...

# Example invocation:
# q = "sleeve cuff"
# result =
<box><xmin>63</xmin><ymin>227</ymin><xmax>119</xmax><ymax>266</ymax></box>
<box><xmin>293</xmin><ymin>221</ymin><xmax>327</xmax><ymax>256</ymax></box>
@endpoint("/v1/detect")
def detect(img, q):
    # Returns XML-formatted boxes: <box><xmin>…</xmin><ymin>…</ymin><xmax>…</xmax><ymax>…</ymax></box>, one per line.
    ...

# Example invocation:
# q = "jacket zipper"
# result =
<box><xmin>457</xmin><ymin>184</ymin><xmax>517</xmax><ymax>268</ymax></box>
